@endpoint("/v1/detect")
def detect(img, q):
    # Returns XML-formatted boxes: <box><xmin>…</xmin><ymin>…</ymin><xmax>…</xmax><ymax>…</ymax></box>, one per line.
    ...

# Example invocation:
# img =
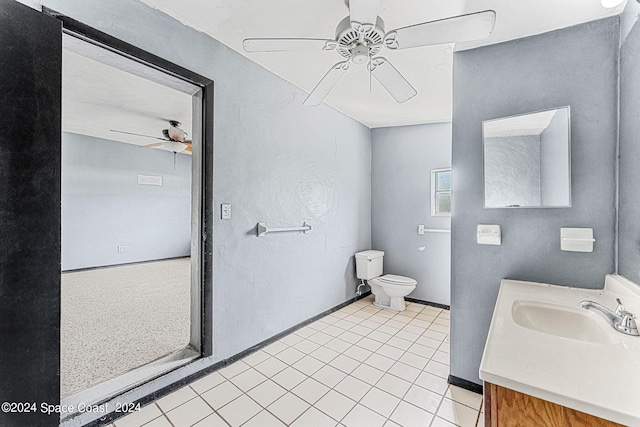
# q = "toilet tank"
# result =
<box><xmin>355</xmin><ymin>250</ymin><xmax>384</xmax><ymax>280</ymax></box>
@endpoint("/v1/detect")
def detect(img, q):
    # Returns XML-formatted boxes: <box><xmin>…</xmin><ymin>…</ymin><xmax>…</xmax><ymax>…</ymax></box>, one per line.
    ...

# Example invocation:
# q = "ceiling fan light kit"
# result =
<box><xmin>243</xmin><ymin>0</ymin><xmax>496</xmax><ymax>106</ymax></box>
<box><xmin>110</xmin><ymin>120</ymin><xmax>192</xmax><ymax>154</ymax></box>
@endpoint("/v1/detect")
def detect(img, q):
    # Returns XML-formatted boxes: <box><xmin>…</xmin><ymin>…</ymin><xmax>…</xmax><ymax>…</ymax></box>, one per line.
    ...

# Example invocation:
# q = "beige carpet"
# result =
<box><xmin>61</xmin><ymin>257</ymin><xmax>191</xmax><ymax>398</ymax></box>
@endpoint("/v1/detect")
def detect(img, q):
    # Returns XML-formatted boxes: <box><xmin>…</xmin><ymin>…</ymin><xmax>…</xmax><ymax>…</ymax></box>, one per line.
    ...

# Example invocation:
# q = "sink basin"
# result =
<box><xmin>511</xmin><ymin>300</ymin><xmax>613</xmax><ymax>344</ymax></box>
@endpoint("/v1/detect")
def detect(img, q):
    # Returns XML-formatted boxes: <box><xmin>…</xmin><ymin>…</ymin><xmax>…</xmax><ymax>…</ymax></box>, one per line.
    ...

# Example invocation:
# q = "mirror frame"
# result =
<box><xmin>482</xmin><ymin>106</ymin><xmax>572</xmax><ymax>209</ymax></box>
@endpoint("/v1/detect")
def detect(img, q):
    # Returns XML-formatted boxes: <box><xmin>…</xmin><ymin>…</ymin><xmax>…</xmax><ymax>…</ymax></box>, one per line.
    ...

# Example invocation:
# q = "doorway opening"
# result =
<box><xmin>59</xmin><ymin>30</ymin><xmax>212</xmax><ymax>415</ymax></box>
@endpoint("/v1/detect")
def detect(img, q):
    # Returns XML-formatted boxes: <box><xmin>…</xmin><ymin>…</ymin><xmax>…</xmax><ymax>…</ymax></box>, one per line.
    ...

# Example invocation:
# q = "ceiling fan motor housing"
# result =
<box><xmin>335</xmin><ymin>16</ymin><xmax>385</xmax><ymax>61</ymax></box>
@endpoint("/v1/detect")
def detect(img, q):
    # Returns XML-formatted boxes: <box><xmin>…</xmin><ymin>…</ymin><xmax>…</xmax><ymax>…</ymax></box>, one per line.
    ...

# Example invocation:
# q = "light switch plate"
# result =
<box><xmin>221</xmin><ymin>203</ymin><xmax>232</xmax><ymax>220</ymax></box>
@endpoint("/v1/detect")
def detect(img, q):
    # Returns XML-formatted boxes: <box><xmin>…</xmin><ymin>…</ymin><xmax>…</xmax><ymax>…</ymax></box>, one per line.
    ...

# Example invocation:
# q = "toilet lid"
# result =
<box><xmin>379</xmin><ymin>274</ymin><xmax>417</xmax><ymax>286</ymax></box>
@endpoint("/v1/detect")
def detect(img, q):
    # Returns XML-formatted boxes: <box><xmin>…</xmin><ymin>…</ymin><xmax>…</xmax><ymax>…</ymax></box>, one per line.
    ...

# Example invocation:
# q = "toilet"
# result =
<box><xmin>355</xmin><ymin>250</ymin><xmax>417</xmax><ymax>311</ymax></box>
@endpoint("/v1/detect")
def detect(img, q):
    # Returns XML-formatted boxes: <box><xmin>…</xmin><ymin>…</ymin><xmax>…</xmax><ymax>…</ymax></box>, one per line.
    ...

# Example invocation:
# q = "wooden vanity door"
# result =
<box><xmin>484</xmin><ymin>383</ymin><xmax>626</xmax><ymax>427</ymax></box>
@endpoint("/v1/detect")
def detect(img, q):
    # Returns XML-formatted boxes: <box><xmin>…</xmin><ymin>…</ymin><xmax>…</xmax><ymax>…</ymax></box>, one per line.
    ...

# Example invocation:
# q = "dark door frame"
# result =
<box><xmin>43</xmin><ymin>7</ymin><xmax>214</xmax><ymax>359</ymax></box>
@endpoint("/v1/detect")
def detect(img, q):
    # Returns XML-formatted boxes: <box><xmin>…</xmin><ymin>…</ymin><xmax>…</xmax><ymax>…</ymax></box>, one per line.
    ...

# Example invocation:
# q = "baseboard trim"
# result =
<box><xmin>448</xmin><ymin>375</ymin><xmax>483</xmax><ymax>395</ymax></box>
<box><xmin>405</xmin><ymin>297</ymin><xmax>450</xmax><ymax>311</ymax></box>
<box><xmin>88</xmin><ymin>291</ymin><xmax>372</xmax><ymax>427</ymax></box>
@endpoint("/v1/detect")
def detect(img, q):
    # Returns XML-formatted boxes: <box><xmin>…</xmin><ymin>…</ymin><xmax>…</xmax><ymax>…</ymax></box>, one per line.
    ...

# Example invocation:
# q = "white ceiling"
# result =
<box><xmin>140</xmin><ymin>0</ymin><xmax>625</xmax><ymax>128</ymax></box>
<box><xmin>63</xmin><ymin>35</ymin><xmax>195</xmax><ymax>153</ymax></box>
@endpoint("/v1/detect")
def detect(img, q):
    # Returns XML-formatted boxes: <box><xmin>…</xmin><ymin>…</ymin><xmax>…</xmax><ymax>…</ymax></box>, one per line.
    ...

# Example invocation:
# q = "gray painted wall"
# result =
<box><xmin>372</xmin><ymin>123</ymin><xmax>452</xmax><ymax>306</ymax></box>
<box><xmin>62</xmin><ymin>132</ymin><xmax>191</xmax><ymax>271</ymax></box>
<box><xmin>540</xmin><ymin>109</ymin><xmax>570</xmax><ymax>206</ymax></box>
<box><xmin>484</xmin><ymin>135</ymin><xmax>541</xmax><ymax>207</ymax></box>
<box><xmin>40</xmin><ymin>1</ymin><xmax>371</xmax><ymax>420</ymax></box>
<box><xmin>451</xmin><ymin>18</ymin><xmax>619</xmax><ymax>385</ymax></box>
<box><xmin>618</xmin><ymin>8</ymin><xmax>640</xmax><ymax>283</ymax></box>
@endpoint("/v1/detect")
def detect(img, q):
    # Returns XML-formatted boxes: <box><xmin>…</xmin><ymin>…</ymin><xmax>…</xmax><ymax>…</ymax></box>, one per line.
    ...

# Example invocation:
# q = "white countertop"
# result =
<box><xmin>480</xmin><ymin>274</ymin><xmax>640</xmax><ymax>427</ymax></box>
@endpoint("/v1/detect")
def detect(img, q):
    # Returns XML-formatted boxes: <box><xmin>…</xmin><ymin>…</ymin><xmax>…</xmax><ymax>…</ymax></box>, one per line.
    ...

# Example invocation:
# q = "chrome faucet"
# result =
<box><xmin>580</xmin><ymin>298</ymin><xmax>639</xmax><ymax>336</ymax></box>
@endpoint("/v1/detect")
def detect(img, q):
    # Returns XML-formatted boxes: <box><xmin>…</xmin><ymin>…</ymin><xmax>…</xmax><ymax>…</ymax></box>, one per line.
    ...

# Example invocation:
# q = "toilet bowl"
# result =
<box><xmin>355</xmin><ymin>250</ymin><xmax>417</xmax><ymax>312</ymax></box>
<box><xmin>369</xmin><ymin>274</ymin><xmax>417</xmax><ymax>311</ymax></box>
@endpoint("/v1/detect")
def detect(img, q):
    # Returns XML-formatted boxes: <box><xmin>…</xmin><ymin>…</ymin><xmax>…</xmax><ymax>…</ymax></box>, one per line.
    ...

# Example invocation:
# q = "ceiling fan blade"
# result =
<box><xmin>139</xmin><ymin>142</ymin><xmax>163</xmax><ymax>149</ymax></box>
<box><xmin>303</xmin><ymin>61</ymin><xmax>350</xmax><ymax>107</ymax></box>
<box><xmin>243</xmin><ymin>38</ymin><xmax>338</xmax><ymax>52</ymax></box>
<box><xmin>349</xmin><ymin>0</ymin><xmax>380</xmax><ymax>27</ymax></box>
<box><xmin>110</xmin><ymin>129</ymin><xmax>166</xmax><ymax>141</ymax></box>
<box><xmin>184</xmin><ymin>142</ymin><xmax>192</xmax><ymax>153</ymax></box>
<box><xmin>384</xmin><ymin>10</ymin><xmax>496</xmax><ymax>50</ymax></box>
<box><xmin>369</xmin><ymin>57</ymin><xmax>417</xmax><ymax>103</ymax></box>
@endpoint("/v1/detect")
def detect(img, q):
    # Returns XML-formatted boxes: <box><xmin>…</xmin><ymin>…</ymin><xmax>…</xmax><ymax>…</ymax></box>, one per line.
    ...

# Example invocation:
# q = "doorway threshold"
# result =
<box><xmin>60</xmin><ymin>347</ymin><xmax>199</xmax><ymax>425</ymax></box>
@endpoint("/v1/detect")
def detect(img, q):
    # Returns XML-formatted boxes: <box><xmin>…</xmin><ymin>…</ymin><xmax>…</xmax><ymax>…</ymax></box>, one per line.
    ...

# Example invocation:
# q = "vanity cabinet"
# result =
<box><xmin>483</xmin><ymin>383</ymin><xmax>626</xmax><ymax>427</ymax></box>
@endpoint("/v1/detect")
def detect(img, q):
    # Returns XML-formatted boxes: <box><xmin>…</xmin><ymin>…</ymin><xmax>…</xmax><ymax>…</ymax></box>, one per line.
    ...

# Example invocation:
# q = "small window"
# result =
<box><xmin>432</xmin><ymin>168</ymin><xmax>452</xmax><ymax>216</ymax></box>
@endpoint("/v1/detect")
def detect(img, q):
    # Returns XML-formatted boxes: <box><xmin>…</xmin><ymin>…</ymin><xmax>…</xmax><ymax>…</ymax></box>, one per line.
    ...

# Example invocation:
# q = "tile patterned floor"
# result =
<box><xmin>110</xmin><ymin>296</ymin><xmax>484</xmax><ymax>427</ymax></box>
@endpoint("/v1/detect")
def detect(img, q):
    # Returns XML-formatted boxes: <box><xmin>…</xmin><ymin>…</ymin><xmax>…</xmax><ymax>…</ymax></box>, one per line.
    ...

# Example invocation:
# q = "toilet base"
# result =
<box><xmin>373</xmin><ymin>296</ymin><xmax>407</xmax><ymax>312</ymax></box>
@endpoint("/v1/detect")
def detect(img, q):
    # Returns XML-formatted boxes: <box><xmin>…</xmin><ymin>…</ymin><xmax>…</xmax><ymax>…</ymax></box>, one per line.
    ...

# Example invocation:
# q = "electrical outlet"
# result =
<box><xmin>221</xmin><ymin>203</ymin><xmax>232</xmax><ymax>220</ymax></box>
<box><xmin>118</xmin><ymin>245</ymin><xmax>124</xmax><ymax>253</ymax></box>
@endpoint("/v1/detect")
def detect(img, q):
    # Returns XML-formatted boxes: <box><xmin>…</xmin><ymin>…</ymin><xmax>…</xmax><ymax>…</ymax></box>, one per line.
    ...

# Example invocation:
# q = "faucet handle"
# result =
<box><xmin>616</xmin><ymin>298</ymin><xmax>626</xmax><ymax>316</ymax></box>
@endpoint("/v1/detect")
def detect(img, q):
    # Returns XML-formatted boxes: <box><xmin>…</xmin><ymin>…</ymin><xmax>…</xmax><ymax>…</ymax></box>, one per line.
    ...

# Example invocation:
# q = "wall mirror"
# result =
<box><xmin>483</xmin><ymin>106</ymin><xmax>571</xmax><ymax>208</ymax></box>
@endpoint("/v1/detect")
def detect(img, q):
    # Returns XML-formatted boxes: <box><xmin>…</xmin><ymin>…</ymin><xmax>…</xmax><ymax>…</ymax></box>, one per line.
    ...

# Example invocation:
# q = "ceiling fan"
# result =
<box><xmin>243</xmin><ymin>0</ymin><xmax>496</xmax><ymax>106</ymax></box>
<box><xmin>110</xmin><ymin>120</ymin><xmax>192</xmax><ymax>154</ymax></box>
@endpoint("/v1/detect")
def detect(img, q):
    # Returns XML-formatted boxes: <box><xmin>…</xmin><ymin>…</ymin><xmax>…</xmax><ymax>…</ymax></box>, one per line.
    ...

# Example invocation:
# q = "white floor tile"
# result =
<box><xmin>113</xmin><ymin>403</ymin><xmax>162</xmax><ymax>427</ymax></box>
<box><xmin>293</xmin><ymin>339</ymin><xmax>322</xmax><ymax>354</ymax></box>
<box><xmin>323</xmin><ymin>325</ymin><xmax>347</xmax><ymax>337</ymax></box>
<box><xmin>338</xmin><ymin>330</ymin><xmax>363</xmax><ymax>344</ymax></box>
<box><xmin>155</xmin><ymin>386</ymin><xmax>197</xmax><ymax>413</ymax></box>
<box><xmin>334</xmin><ymin>375</ymin><xmax>372</xmax><ymax>401</ymax></box>
<box><xmin>360</xmin><ymin>387</ymin><xmax>400</xmax><ymax>417</ymax></box>
<box><xmin>262</xmin><ymin>341</ymin><xmax>288</xmax><ymax>356</ymax></box>
<box><xmin>364</xmin><ymin>353</ymin><xmax>395</xmax><ymax>372</ymax></box>
<box><xmin>279</xmin><ymin>333</ymin><xmax>304</xmax><ymax>346</ymax></box>
<box><xmin>350</xmin><ymin>324</ymin><xmax>373</xmax><ymax>336</ymax></box>
<box><xmin>424</xmin><ymin>360</ymin><xmax>449</xmax><ymax>379</ymax></box>
<box><xmin>396</xmin><ymin>330</ymin><xmax>420</xmax><ymax>342</ymax></box>
<box><xmin>217</xmin><ymin>394</ymin><xmax>261</xmax><ymax>426</ymax></box>
<box><xmin>422</xmin><ymin>330</ymin><xmax>447</xmax><ymax>341</ymax></box>
<box><xmin>343</xmin><ymin>345</ymin><xmax>372</xmax><ymax>361</ymax></box>
<box><xmin>228</xmin><ymin>367</ymin><xmax>268</xmax><ymax>392</ymax></box>
<box><xmin>389</xmin><ymin>401</ymin><xmax>434</xmax><ymax>427</ymax></box>
<box><xmin>242</xmin><ymin>410</ymin><xmax>286</xmax><ymax>427</ymax></box>
<box><xmin>246</xmin><ymin>379</ymin><xmax>286</xmax><ymax>407</ymax></box>
<box><xmin>268</xmin><ymin>392</ymin><xmax>311</xmax><ymax>425</ymax></box>
<box><xmin>446</xmin><ymin>385</ymin><xmax>483</xmax><ymax>410</ymax></box>
<box><xmin>311</xmin><ymin>346</ymin><xmax>340</xmax><ymax>363</ymax></box>
<box><xmin>432</xmin><ymin>350</ymin><xmax>450</xmax><ymax>366</ymax></box>
<box><xmin>200</xmin><ymin>381</ymin><xmax>243</xmax><ymax>410</ymax></box>
<box><xmin>275</xmin><ymin>346</ymin><xmax>306</xmax><ymax>365</ymax></box>
<box><xmin>254</xmin><ymin>357</ymin><xmax>288</xmax><ymax>378</ymax></box>
<box><xmin>292</xmin><ymin>377</ymin><xmax>330</xmax><ymax>404</ymax></box>
<box><xmin>402</xmin><ymin>324</ymin><xmax>427</xmax><ymax>335</ymax></box>
<box><xmin>342</xmin><ymin>404</ymin><xmax>387</xmax><ymax>427</ymax></box>
<box><xmin>242</xmin><ymin>350</ymin><xmax>271</xmax><ymax>367</ymax></box>
<box><xmin>375</xmin><ymin>373</ymin><xmax>411</xmax><ymax>399</ymax></box>
<box><xmin>189</xmin><ymin>371</ymin><xmax>225</xmax><ymax>394</ymax></box>
<box><xmin>367</xmin><ymin>330</ymin><xmax>393</xmax><ymax>343</ymax></box>
<box><xmin>219</xmin><ymin>360</ymin><xmax>250</xmax><ymax>380</ymax></box>
<box><xmin>439</xmin><ymin>342</ymin><xmax>451</xmax><ymax>354</ymax></box>
<box><xmin>271</xmin><ymin>366</ymin><xmax>306</xmax><ymax>390</ymax></box>
<box><xmin>308</xmin><ymin>320</ymin><xmax>331</xmax><ymax>331</ymax></box>
<box><xmin>308</xmin><ymin>331</ymin><xmax>333</xmax><ymax>346</ymax></box>
<box><xmin>386</xmin><ymin>336</ymin><xmax>413</xmax><ymax>351</ymax></box>
<box><xmin>429</xmin><ymin>323</ymin><xmax>449</xmax><ymax>334</ymax></box>
<box><xmin>407</xmin><ymin>343</ymin><xmax>436</xmax><ymax>359</ymax></box>
<box><xmin>351</xmin><ymin>364</ymin><xmax>385</xmax><ymax>385</ymax></box>
<box><xmin>356</xmin><ymin>337</ymin><xmax>383</xmax><ymax>352</ymax></box>
<box><xmin>292</xmin><ymin>354</ymin><xmax>325</xmax><ymax>376</ymax></box>
<box><xmin>334</xmin><ymin>319</ymin><xmax>357</xmax><ymax>330</ymax></box>
<box><xmin>329</xmin><ymin>354</ymin><xmax>360</xmax><ymax>374</ymax></box>
<box><xmin>312</xmin><ymin>365</ymin><xmax>347</xmax><ymax>388</ymax></box>
<box><xmin>324</xmin><ymin>338</ymin><xmax>352</xmax><ymax>353</ymax></box>
<box><xmin>377</xmin><ymin>324</ymin><xmax>400</xmax><ymax>335</ymax></box>
<box><xmin>164</xmin><ymin>396</ymin><xmax>213</xmax><ymax>427</ymax></box>
<box><xmin>415</xmin><ymin>371</ymin><xmax>449</xmax><ymax>395</ymax></box>
<box><xmin>192</xmin><ymin>413</ymin><xmax>232</xmax><ymax>427</ymax></box>
<box><xmin>376</xmin><ymin>344</ymin><xmax>404</xmax><ymax>361</ymax></box>
<box><xmin>294</xmin><ymin>326</ymin><xmax>318</xmax><ymax>338</ymax></box>
<box><xmin>404</xmin><ymin>384</ymin><xmax>443</xmax><ymax>413</ymax></box>
<box><xmin>416</xmin><ymin>336</ymin><xmax>443</xmax><ymax>350</ymax></box>
<box><xmin>140</xmin><ymin>416</ymin><xmax>172</xmax><ymax>427</ymax></box>
<box><xmin>437</xmin><ymin>398</ymin><xmax>480</xmax><ymax>427</ymax></box>
<box><xmin>431</xmin><ymin>417</ymin><xmax>458</xmax><ymax>427</ymax></box>
<box><xmin>399</xmin><ymin>351</ymin><xmax>429</xmax><ymax>370</ymax></box>
<box><xmin>315</xmin><ymin>389</ymin><xmax>356</xmax><ymax>422</ymax></box>
<box><xmin>291</xmin><ymin>407</ymin><xmax>339</xmax><ymax>427</ymax></box>
<box><xmin>388</xmin><ymin>361</ymin><xmax>421</xmax><ymax>383</ymax></box>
